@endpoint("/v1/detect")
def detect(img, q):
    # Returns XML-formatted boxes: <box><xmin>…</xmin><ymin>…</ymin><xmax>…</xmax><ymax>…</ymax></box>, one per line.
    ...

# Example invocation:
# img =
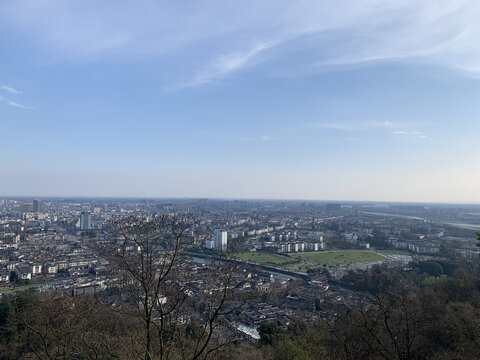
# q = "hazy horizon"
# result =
<box><xmin>2</xmin><ymin>1</ymin><xmax>480</xmax><ymax>202</ymax></box>
<box><xmin>3</xmin><ymin>194</ymin><xmax>480</xmax><ymax>207</ymax></box>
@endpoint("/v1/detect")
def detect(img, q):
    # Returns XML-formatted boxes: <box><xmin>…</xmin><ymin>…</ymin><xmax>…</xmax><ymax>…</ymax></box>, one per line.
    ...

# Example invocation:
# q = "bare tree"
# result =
<box><xmin>113</xmin><ymin>215</ymin><xmax>240</xmax><ymax>360</ymax></box>
<box><xmin>329</xmin><ymin>281</ymin><xmax>429</xmax><ymax>360</ymax></box>
<box><xmin>13</xmin><ymin>290</ymin><xmax>129</xmax><ymax>360</ymax></box>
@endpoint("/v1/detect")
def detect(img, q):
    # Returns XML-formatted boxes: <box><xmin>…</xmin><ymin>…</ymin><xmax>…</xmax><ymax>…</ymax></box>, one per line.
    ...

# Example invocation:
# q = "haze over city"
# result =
<box><xmin>1</xmin><ymin>0</ymin><xmax>480</xmax><ymax>202</ymax></box>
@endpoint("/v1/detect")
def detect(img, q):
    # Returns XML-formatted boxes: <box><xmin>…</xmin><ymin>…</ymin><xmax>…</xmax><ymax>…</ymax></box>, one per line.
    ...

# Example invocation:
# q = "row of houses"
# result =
<box><xmin>0</xmin><ymin>254</ymin><xmax>110</xmax><ymax>283</ymax></box>
<box><xmin>264</xmin><ymin>241</ymin><xmax>326</xmax><ymax>253</ymax></box>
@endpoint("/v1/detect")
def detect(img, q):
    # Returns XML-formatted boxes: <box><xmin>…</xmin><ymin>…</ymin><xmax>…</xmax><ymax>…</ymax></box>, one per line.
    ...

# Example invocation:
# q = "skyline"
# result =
<box><xmin>3</xmin><ymin>196</ymin><xmax>480</xmax><ymax>207</ymax></box>
<box><xmin>2</xmin><ymin>1</ymin><xmax>480</xmax><ymax>202</ymax></box>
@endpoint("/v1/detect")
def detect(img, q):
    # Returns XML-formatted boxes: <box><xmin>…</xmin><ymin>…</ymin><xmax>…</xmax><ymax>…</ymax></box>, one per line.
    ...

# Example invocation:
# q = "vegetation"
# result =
<box><xmin>234</xmin><ymin>250</ymin><xmax>390</xmax><ymax>269</ymax></box>
<box><xmin>412</xmin><ymin>259</ymin><xmax>459</xmax><ymax>277</ymax></box>
<box><xmin>1</xmin><ymin>261</ymin><xmax>480</xmax><ymax>359</ymax></box>
<box><xmin>80</xmin><ymin>230</ymin><xmax>97</xmax><ymax>238</ymax></box>
<box><xmin>0</xmin><ymin>290</ymin><xmax>133</xmax><ymax>359</ymax></box>
<box><xmin>233</xmin><ymin>251</ymin><xmax>292</xmax><ymax>265</ymax></box>
<box><xmin>369</xmin><ymin>229</ymin><xmax>391</xmax><ymax>248</ymax></box>
<box><xmin>252</xmin><ymin>263</ymin><xmax>480</xmax><ymax>360</ymax></box>
<box><xmin>111</xmin><ymin>215</ymin><xmax>241</xmax><ymax>360</ymax></box>
<box><xmin>446</xmin><ymin>226</ymin><xmax>478</xmax><ymax>239</ymax></box>
<box><xmin>0</xmin><ymin>215</ymin><xmax>250</xmax><ymax>360</ymax></box>
<box><xmin>293</xmin><ymin>250</ymin><xmax>385</xmax><ymax>266</ymax></box>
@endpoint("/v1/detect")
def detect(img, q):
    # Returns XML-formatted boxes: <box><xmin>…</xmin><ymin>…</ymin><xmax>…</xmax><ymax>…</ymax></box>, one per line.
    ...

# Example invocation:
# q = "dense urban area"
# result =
<box><xmin>0</xmin><ymin>198</ymin><xmax>480</xmax><ymax>359</ymax></box>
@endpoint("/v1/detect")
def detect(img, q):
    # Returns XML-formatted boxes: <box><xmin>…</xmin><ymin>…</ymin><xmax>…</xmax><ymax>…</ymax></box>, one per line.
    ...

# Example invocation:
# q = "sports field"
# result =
<box><xmin>233</xmin><ymin>251</ymin><xmax>292</xmax><ymax>265</ymax></box>
<box><xmin>292</xmin><ymin>250</ymin><xmax>385</xmax><ymax>266</ymax></box>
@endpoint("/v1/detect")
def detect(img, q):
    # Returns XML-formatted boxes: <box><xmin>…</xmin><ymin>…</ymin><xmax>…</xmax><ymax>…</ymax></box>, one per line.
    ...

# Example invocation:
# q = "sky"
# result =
<box><xmin>1</xmin><ymin>0</ymin><xmax>480</xmax><ymax>202</ymax></box>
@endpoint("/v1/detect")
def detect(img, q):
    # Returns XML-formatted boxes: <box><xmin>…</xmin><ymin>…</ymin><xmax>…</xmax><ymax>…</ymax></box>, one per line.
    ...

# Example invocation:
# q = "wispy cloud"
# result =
<box><xmin>1</xmin><ymin>85</ymin><xmax>22</xmax><ymax>94</ymax></box>
<box><xmin>393</xmin><ymin>130</ymin><xmax>427</xmax><ymax>139</ymax></box>
<box><xmin>2</xmin><ymin>1</ymin><xmax>480</xmax><ymax>85</ymax></box>
<box><xmin>237</xmin><ymin>135</ymin><xmax>284</xmax><ymax>142</ymax></box>
<box><xmin>3</xmin><ymin>100</ymin><xmax>35</xmax><ymax>110</ymax></box>
<box><xmin>237</xmin><ymin>137</ymin><xmax>254</xmax><ymax>142</ymax></box>
<box><xmin>0</xmin><ymin>91</ymin><xmax>35</xmax><ymax>110</ymax></box>
<box><xmin>308</xmin><ymin>123</ymin><xmax>358</xmax><ymax>131</ymax></box>
<box><xmin>308</xmin><ymin>121</ymin><xmax>429</xmax><ymax>139</ymax></box>
<box><xmin>307</xmin><ymin>120</ymin><xmax>394</xmax><ymax>131</ymax></box>
<box><xmin>261</xmin><ymin>135</ymin><xmax>283</xmax><ymax>141</ymax></box>
<box><xmin>176</xmin><ymin>42</ymin><xmax>276</xmax><ymax>89</ymax></box>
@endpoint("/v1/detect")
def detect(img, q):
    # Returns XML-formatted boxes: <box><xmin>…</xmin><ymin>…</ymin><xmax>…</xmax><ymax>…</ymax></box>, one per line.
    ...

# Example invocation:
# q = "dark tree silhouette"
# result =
<box><xmin>113</xmin><ymin>215</ymin><xmax>241</xmax><ymax>360</ymax></box>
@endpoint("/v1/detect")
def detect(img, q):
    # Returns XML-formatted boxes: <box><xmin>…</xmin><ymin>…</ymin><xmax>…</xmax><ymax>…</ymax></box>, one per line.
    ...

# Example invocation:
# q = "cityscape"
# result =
<box><xmin>0</xmin><ymin>197</ymin><xmax>479</xmax><ymax>357</ymax></box>
<box><xmin>2</xmin><ymin>0</ymin><xmax>480</xmax><ymax>359</ymax></box>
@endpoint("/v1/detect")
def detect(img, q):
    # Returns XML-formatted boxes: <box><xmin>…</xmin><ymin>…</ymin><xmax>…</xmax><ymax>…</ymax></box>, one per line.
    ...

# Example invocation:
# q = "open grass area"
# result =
<box><xmin>234</xmin><ymin>250</ymin><xmax>391</xmax><ymax>268</ymax></box>
<box><xmin>233</xmin><ymin>251</ymin><xmax>293</xmax><ymax>265</ymax></box>
<box><xmin>292</xmin><ymin>250</ymin><xmax>385</xmax><ymax>266</ymax></box>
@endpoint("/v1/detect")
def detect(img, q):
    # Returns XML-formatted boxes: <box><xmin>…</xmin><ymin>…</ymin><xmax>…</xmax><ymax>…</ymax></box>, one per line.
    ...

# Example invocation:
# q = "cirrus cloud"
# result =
<box><xmin>1</xmin><ymin>85</ymin><xmax>22</xmax><ymax>94</ymax></box>
<box><xmin>1</xmin><ymin>0</ymin><xmax>480</xmax><ymax>88</ymax></box>
<box><xmin>393</xmin><ymin>130</ymin><xmax>427</xmax><ymax>139</ymax></box>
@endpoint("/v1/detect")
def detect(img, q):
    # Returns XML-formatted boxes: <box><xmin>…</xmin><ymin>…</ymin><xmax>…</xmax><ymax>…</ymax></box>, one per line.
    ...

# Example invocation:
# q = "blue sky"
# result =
<box><xmin>1</xmin><ymin>0</ymin><xmax>480</xmax><ymax>202</ymax></box>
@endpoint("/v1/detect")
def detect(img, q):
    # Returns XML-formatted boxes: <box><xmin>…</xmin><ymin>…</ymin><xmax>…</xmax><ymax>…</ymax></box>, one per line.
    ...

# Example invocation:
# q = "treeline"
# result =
<box><xmin>0</xmin><ymin>289</ymin><xmax>239</xmax><ymax>360</ymax></box>
<box><xmin>252</xmin><ymin>262</ymin><xmax>480</xmax><ymax>360</ymax></box>
<box><xmin>2</xmin><ymin>263</ymin><xmax>480</xmax><ymax>359</ymax></box>
<box><xmin>0</xmin><ymin>290</ymin><xmax>135</xmax><ymax>359</ymax></box>
<box><xmin>337</xmin><ymin>259</ymin><xmax>476</xmax><ymax>292</ymax></box>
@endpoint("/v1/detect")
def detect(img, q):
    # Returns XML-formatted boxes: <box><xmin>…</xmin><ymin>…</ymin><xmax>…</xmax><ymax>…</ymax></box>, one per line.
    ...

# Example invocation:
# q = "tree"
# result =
<box><xmin>258</xmin><ymin>322</ymin><xmax>283</xmax><ymax>345</ymax></box>
<box><xmin>11</xmin><ymin>290</ymin><xmax>130</xmax><ymax>359</ymax></box>
<box><xmin>113</xmin><ymin>215</ymin><xmax>240</xmax><ymax>360</ymax></box>
<box><xmin>329</xmin><ymin>282</ymin><xmax>428</xmax><ymax>360</ymax></box>
<box><xmin>370</xmin><ymin>229</ymin><xmax>389</xmax><ymax>248</ymax></box>
<box><xmin>414</xmin><ymin>260</ymin><xmax>444</xmax><ymax>277</ymax></box>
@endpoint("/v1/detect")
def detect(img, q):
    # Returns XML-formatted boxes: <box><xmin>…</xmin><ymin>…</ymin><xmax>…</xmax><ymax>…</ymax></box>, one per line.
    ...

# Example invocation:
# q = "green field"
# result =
<box><xmin>233</xmin><ymin>250</ymin><xmax>392</xmax><ymax>268</ymax></box>
<box><xmin>233</xmin><ymin>251</ymin><xmax>292</xmax><ymax>265</ymax></box>
<box><xmin>292</xmin><ymin>251</ymin><xmax>385</xmax><ymax>266</ymax></box>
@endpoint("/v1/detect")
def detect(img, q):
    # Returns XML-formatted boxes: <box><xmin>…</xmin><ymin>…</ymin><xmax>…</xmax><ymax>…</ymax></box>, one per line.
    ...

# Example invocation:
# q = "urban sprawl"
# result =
<box><xmin>0</xmin><ymin>198</ymin><xmax>479</xmax><ymax>341</ymax></box>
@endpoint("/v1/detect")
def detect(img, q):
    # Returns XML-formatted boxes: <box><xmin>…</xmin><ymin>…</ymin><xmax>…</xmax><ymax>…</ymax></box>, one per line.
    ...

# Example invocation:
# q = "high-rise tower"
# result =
<box><xmin>80</xmin><ymin>211</ymin><xmax>92</xmax><ymax>230</ymax></box>
<box><xmin>213</xmin><ymin>229</ymin><xmax>227</xmax><ymax>251</ymax></box>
